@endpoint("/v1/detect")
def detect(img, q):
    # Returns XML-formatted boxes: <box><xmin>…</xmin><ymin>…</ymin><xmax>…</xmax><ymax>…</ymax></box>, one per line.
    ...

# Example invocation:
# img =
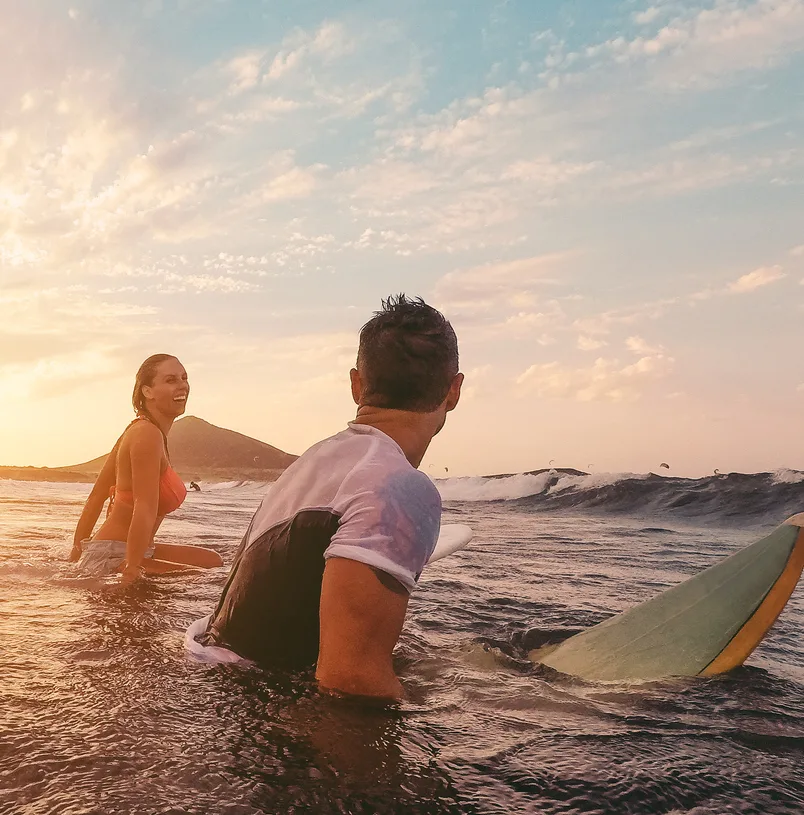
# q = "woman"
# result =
<box><xmin>70</xmin><ymin>354</ymin><xmax>223</xmax><ymax>583</ymax></box>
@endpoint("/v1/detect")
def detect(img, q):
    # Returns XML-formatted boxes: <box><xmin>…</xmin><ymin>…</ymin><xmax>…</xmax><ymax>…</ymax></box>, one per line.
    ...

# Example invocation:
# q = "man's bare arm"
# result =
<box><xmin>316</xmin><ymin>557</ymin><xmax>410</xmax><ymax>701</ymax></box>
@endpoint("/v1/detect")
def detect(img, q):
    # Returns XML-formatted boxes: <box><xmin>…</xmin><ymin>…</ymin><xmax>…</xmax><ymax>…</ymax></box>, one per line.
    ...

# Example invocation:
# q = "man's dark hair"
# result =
<box><xmin>356</xmin><ymin>294</ymin><xmax>459</xmax><ymax>412</ymax></box>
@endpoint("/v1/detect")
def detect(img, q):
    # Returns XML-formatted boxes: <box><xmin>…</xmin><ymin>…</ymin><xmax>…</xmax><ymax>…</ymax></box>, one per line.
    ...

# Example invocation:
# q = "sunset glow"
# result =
<box><xmin>2</xmin><ymin>1</ymin><xmax>803</xmax><ymax>476</ymax></box>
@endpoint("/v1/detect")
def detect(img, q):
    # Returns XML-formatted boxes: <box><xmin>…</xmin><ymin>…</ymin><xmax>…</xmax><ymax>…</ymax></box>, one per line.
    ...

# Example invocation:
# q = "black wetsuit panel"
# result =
<box><xmin>202</xmin><ymin>509</ymin><xmax>341</xmax><ymax>669</ymax></box>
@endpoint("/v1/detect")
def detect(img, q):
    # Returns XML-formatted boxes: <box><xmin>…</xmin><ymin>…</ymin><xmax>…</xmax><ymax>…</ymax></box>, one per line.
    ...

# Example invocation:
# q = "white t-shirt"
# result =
<box><xmin>201</xmin><ymin>422</ymin><xmax>441</xmax><ymax>667</ymax></box>
<box><xmin>249</xmin><ymin>422</ymin><xmax>440</xmax><ymax>590</ymax></box>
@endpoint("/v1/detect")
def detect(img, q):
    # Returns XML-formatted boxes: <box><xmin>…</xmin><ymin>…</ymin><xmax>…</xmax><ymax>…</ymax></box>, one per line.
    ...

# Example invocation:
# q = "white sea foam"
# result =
<box><xmin>435</xmin><ymin>471</ymin><xmax>654</xmax><ymax>503</ymax></box>
<box><xmin>435</xmin><ymin>472</ymin><xmax>555</xmax><ymax>502</ymax></box>
<box><xmin>204</xmin><ymin>480</ymin><xmax>253</xmax><ymax>490</ymax></box>
<box><xmin>771</xmin><ymin>468</ymin><xmax>804</xmax><ymax>485</ymax></box>
<box><xmin>547</xmin><ymin>471</ymin><xmax>649</xmax><ymax>495</ymax></box>
<box><xmin>202</xmin><ymin>480</ymin><xmax>273</xmax><ymax>493</ymax></box>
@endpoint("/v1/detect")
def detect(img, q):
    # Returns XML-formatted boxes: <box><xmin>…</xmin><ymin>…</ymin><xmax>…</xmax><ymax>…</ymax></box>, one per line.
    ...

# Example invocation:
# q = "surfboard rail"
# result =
<box><xmin>701</xmin><ymin>521</ymin><xmax>804</xmax><ymax>674</ymax></box>
<box><xmin>532</xmin><ymin>513</ymin><xmax>804</xmax><ymax>682</ymax></box>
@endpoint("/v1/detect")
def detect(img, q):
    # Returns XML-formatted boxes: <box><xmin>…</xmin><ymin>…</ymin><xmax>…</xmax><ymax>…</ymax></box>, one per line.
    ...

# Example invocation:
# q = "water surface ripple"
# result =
<box><xmin>1</xmin><ymin>480</ymin><xmax>802</xmax><ymax>814</ymax></box>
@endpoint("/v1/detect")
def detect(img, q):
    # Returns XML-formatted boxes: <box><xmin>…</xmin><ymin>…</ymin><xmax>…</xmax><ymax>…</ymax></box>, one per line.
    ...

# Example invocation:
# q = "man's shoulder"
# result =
<box><xmin>295</xmin><ymin>424</ymin><xmax>400</xmax><ymax>471</ymax></box>
<box><xmin>297</xmin><ymin>426</ymin><xmax>359</xmax><ymax>459</ymax></box>
<box><xmin>391</xmin><ymin>466</ymin><xmax>439</xmax><ymax>497</ymax></box>
<box><xmin>350</xmin><ymin>461</ymin><xmax>440</xmax><ymax>514</ymax></box>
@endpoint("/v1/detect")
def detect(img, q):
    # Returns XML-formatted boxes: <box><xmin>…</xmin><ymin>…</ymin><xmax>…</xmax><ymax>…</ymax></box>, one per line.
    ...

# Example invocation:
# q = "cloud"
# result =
<box><xmin>501</xmin><ymin>157</ymin><xmax>599</xmax><ymax>185</ymax></box>
<box><xmin>572</xmin><ymin>299</ymin><xmax>676</xmax><ymax>336</ymax></box>
<box><xmin>0</xmin><ymin>10</ymin><xmax>425</xmax><ymax>300</ymax></box>
<box><xmin>386</xmin><ymin>85</ymin><xmax>578</xmax><ymax>166</ymax></box>
<box><xmin>577</xmin><ymin>335</ymin><xmax>607</xmax><ymax>351</ymax></box>
<box><xmin>209</xmin><ymin>18</ymin><xmax>417</xmax><ymax>126</ymax></box>
<box><xmin>261</xmin><ymin>331</ymin><xmax>357</xmax><ymax>367</ymax></box>
<box><xmin>729</xmin><ymin>264</ymin><xmax>786</xmax><ymax>293</ymax></box>
<box><xmin>503</xmin><ymin>308</ymin><xmax>563</xmax><ymax>332</ymax></box>
<box><xmin>585</xmin><ymin>0</ymin><xmax>804</xmax><ymax>88</ymax></box>
<box><xmin>669</xmin><ymin>120</ymin><xmax>782</xmax><ymax>153</ymax></box>
<box><xmin>266</xmin><ymin>21</ymin><xmax>354</xmax><ymax>82</ymax></box>
<box><xmin>791</xmin><ymin>244</ymin><xmax>804</xmax><ymax>256</ymax></box>
<box><xmin>156</xmin><ymin>274</ymin><xmax>261</xmax><ymax>294</ymax></box>
<box><xmin>626</xmin><ymin>335</ymin><xmax>663</xmax><ymax>355</ymax></box>
<box><xmin>634</xmin><ymin>7</ymin><xmax>662</xmax><ymax>26</ymax></box>
<box><xmin>604</xmin><ymin>148</ymin><xmax>803</xmax><ymax>198</ymax></box>
<box><xmin>223</xmin><ymin>22</ymin><xmax>354</xmax><ymax>93</ymax></box>
<box><xmin>0</xmin><ymin>348</ymin><xmax>126</xmax><ymax>402</ymax></box>
<box><xmin>516</xmin><ymin>352</ymin><xmax>674</xmax><ymax>403</ymax></box>
<box><xmin>226</xmin><ymin>51</ymin><xmax>265</xmax><ymax>93</ymax></box>
<box><xmin>247</xmin><ymin>165</ymin><xmax>321</xmax><ymax>204</ymax></box>
<box><xmin>459</xmin><ymin>364</ymin><xmax>492</xmax><ymax>401</ymax></box>
<box><xmin>345</xmin><ymin>160</ymin><xmax>438</xmax><ymax>202</ymax></box>
<box><xmin>433</xmin><ymin>253</ymin><xmax>572</xmax><ymax>312</ymax></box>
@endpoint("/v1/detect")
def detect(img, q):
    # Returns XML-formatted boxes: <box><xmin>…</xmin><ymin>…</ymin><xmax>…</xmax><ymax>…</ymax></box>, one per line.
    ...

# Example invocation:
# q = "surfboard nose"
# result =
<box><xmin>783</xmin><ymin>513</ymin><xmax>804</xmax><ymax>527</ymax></box>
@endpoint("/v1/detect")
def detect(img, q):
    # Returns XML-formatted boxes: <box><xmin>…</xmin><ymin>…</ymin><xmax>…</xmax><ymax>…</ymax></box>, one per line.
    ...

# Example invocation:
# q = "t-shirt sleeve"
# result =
<box><xmin>325</xmin><ymin>469</ymin><xmax>441</xmax><ymax>593</ymax></box>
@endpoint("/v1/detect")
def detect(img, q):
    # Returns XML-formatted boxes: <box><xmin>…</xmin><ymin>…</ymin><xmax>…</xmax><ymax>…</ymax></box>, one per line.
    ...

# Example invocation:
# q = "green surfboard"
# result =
<box><xmin>530</xmin><ymin>514</ymin><xmax>804</xmax><ymax>682</ymax></box>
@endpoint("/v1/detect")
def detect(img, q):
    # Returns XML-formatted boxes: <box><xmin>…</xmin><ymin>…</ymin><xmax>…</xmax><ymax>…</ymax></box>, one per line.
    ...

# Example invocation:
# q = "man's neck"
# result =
<box><xmin>352</xmin><ymin>406</ymin><xmax>440</xmax><ymax>468</ymax></box>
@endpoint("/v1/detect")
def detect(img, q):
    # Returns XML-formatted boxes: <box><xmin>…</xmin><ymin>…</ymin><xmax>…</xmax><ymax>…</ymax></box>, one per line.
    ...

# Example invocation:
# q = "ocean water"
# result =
<box><xmin>1</xmin><ymin>471</ymin><xmax>803</xmax><ymax>815</ymax></box>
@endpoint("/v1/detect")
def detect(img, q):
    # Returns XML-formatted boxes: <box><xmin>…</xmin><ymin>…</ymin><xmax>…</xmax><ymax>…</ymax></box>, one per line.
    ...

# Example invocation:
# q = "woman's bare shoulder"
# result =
<box><xmin>122</xmin><ymin>419</ymin><xmax>163</xmax><ymax>449</ymax></box>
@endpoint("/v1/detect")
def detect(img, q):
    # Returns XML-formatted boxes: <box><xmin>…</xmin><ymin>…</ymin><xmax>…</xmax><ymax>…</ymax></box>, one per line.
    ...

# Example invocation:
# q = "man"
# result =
<box><xmin>200</xmin><ymin>294</ymin><xmax>463</xmax><ymax>700</ymax></box>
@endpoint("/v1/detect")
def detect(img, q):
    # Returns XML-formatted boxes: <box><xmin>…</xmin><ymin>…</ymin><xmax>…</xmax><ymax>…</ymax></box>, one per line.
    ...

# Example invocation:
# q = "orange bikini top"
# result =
<box><xmin>108</xmin><ymin>416</ymin><xmax>187</xmax><ymax>516</ymax></box>
<box><xmin>111</xmin><ymin>466</ymin><xmax>187</xmax><ymax>516</ymax></box>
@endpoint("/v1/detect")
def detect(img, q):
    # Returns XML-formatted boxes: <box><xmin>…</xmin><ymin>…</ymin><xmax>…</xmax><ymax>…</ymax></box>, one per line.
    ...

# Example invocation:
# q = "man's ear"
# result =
<box><xmin>445</xmin><ymin>372</ymin><xmax>463</xmax><ymax>412</ymax></box>
<box><xmin>349</xmin><ymin>368</ymin><xmax>362</xmax><ymax>406</ymax></box>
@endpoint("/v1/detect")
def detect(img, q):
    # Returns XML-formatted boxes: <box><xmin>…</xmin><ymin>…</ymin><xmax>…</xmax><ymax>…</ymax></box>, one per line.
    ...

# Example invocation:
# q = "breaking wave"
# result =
<box><xmin>432</xmin><ymin>467</ymin><xmax>804</xmax><ymax>523</ymax></box>
<box><xmin>186</xmin><ymin>467</ymin><xmax>804</xmax><ymax>523</ymax></box>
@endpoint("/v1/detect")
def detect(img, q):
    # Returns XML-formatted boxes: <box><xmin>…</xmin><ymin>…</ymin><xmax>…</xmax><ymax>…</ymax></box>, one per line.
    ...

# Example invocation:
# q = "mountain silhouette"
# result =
<box><xmin>0</xmin><ymin>416</ymin><xmax>297</xmax><ymax>483</ymax></box>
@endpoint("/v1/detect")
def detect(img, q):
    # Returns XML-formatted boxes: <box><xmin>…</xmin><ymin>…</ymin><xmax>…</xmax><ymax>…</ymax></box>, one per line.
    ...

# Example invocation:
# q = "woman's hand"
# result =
<box><xmin>120</xmin><ymin>563</ymin><xmax>144</xmax><ymax>586</ymax></box>
<box><xmin>69</xmin><ymin>541</ymin><xmax>83</xmax><ymax>562</ymax></box>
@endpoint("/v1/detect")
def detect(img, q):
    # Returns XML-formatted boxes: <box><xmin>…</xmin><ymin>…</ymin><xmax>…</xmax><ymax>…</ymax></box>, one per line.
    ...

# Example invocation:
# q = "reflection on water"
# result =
<box><xmin>0</xmin><ymin>480</ymin><xmax>802</xmax><ymax>814</ymax></box>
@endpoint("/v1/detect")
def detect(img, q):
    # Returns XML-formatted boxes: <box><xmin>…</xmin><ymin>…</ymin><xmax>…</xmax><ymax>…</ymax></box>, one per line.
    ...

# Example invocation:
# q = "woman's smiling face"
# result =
<box><xmin>142</xmin><ymin>357</ymin><xmax>189</xmax><ymax>418</ymax></box>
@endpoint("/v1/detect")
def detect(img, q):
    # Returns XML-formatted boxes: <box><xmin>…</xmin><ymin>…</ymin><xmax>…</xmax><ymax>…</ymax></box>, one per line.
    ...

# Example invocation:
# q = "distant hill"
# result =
<box><xmin>0</xmin><ymin>416</ymin><xmax>298</xmax><ymax>484</ymax></box>
<box><xmin>169</xmin><ymin>415</ymin><xmax>297</xmax><ymax>477</ymax></box>
<box><xmin>0</xmin><ymin>466</ymin><xmax>95</xmax><ymax>484</ymax></box>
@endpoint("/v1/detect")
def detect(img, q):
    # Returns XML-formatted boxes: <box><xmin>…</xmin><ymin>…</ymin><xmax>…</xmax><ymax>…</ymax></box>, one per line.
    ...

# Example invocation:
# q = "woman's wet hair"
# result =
<box><xmin>357</xmin><ymin>294</ymin><xmax>458</xmax><ymax>412</ymax></box>
<box><xmin>132</xmin><ymin>354</ymin><xmax>177</xmax><ymax>418</ymax></box>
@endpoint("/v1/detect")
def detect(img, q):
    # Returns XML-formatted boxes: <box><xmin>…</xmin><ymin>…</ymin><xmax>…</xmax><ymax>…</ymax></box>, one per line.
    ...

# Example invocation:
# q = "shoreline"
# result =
<box><xmin>0</xmin><ymin>466</ymin><xmax>287</xmax><ymax>485</ymax></box>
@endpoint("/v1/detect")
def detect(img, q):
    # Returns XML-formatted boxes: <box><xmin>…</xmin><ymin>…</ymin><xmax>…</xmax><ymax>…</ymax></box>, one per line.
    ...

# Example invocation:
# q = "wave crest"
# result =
<box><xmin>434</xmin><ymin>469</ymin><xmax>804</xmax><ymax>522</ymax></box>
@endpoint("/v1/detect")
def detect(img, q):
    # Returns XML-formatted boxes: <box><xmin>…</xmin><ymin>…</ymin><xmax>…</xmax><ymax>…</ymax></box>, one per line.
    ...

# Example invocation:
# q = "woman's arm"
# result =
<box><xmin>69</xmin><ymin>447</ymin><xmax>119</xmax><ymax>561</ymax></box>
<box><xmin>121</xmin><ymin>423</ymin><xmax>162</xmax><ymax>584</ymax></box>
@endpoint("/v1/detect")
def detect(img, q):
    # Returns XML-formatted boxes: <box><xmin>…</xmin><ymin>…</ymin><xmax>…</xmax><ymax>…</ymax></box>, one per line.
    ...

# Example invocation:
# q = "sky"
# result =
<box><xmin>1</xmin><ymin>0</ymin><xmax>802</xmax><ymax>478</ymax></box>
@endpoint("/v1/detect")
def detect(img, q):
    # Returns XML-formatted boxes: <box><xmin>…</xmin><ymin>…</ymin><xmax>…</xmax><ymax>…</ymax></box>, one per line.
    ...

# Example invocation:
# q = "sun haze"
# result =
<box><xmin>1</xmin><ymin>1</ymin><xmax>803</xmax><ymax>477</ymax></box>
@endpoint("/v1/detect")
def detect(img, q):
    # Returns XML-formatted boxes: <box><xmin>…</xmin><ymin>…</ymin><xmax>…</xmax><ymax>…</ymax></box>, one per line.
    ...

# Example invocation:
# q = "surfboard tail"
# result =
<box><xmin>700</xmin><ymin>522</ymin><xmax>804</xmax><ymax>675</ymax></box>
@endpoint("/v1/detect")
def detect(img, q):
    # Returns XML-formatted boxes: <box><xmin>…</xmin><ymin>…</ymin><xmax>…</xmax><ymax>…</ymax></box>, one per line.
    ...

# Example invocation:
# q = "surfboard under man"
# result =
<box><xmin>196</xmin><ymin>294</ymin><xmax>463</xmax><ymax>700</ymax></box>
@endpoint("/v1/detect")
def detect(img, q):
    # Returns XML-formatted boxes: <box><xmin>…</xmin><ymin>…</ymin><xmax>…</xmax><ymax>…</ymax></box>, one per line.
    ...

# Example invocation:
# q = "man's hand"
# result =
<box><xmin>68</xmin><ymin>541</ymin><xmax>83</xmax><ymax>562</ymax></box>
<box><xmin>316</xmin><ymin>558</ymin><xmax>410</xmax><ymax>701</ymax></box>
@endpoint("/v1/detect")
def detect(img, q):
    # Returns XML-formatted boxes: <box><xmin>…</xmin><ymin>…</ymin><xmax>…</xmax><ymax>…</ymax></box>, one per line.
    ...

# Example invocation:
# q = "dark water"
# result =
<box><xmin>1</xmin><ymin>474</ymin><xmax>803</xmax><ymax>814</ymax></box>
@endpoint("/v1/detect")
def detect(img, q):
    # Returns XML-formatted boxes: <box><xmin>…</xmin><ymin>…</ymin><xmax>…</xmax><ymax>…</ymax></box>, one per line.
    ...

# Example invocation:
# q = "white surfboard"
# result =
<box><xmin>427</xmin><ymin>523</ymin><xmax>474</xmax><ymax>564</ymax></box>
